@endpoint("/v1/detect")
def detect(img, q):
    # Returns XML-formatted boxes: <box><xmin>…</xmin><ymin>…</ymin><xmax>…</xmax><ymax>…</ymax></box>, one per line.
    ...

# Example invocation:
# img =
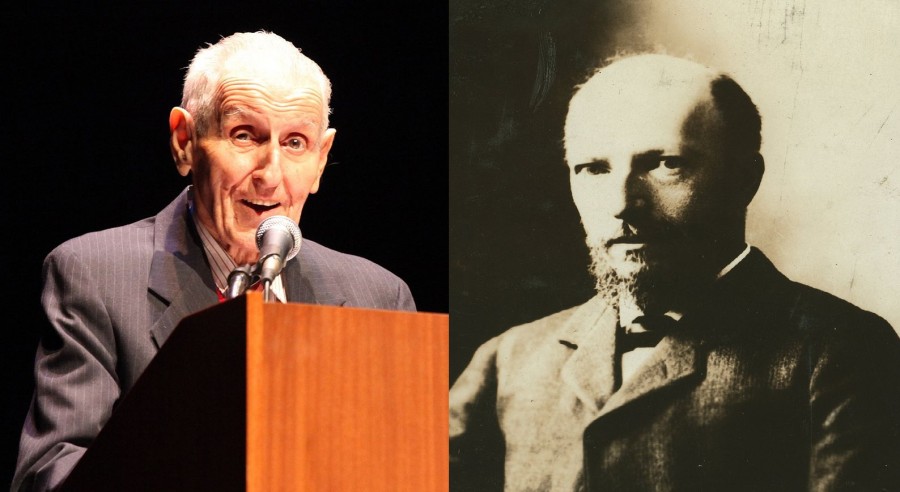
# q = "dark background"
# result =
<box><xmin>3</xmin><ymin>3</ymin><xmax>447</xmax><ymax>488</ymax></box>
<box><xmin>450</xmin><ymin>0</ymin><xmax>642</xmax><ymax>382</ymax></box>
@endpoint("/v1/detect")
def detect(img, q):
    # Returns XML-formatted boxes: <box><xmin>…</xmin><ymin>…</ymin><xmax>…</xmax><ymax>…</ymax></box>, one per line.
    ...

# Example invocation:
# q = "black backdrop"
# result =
<box><xmin>3</xmin><ymin>3</ymin><xmax>447</xmax><ymax>487</ymax></box>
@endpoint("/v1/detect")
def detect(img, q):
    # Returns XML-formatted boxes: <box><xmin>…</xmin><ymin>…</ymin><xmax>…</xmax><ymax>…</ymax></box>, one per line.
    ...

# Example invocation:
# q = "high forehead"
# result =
<box><xmin>216</xmin><ymin>75</ymin><xmax>324</xmax><ymax>110</ymax></box>
<box><xmin>219</xmin><ymin>52</ymin><xmax>324</xmax><ymax>101</ymax></box>
<box><xmin>564</xmin><ymin>54</ymin><xmax>721</xmax><ymax>160</ymax></box>
<box><xmin>213</xmin><ymin>77</ymin><xmax>326</xmax><ymax>135</ymax></box>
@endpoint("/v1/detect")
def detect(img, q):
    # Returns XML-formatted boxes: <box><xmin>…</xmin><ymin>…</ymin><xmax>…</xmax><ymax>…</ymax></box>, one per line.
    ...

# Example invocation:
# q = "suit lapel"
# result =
<box><xmin>559</xmin><ymin>296</ymin><xmax>619</xmax><ymax>415</ymax></box>
<box><xmin>147</xmin><ymin>189</ymin><xmax>219</xmax><ymax>349</ymax></box>
<box><xmin>559</xmin><ymin>296</ymin><xmax>705</xmax><ymax>417</ymax></box>
<box><xmin>147</xmin><ymin>250</ymin><xmax>219</xmax><ymax>349</ymax></box>
<box><xmin>598</xmin><ymin>334</ymin><xmax>703</xmax><ymax>417</ymax></box>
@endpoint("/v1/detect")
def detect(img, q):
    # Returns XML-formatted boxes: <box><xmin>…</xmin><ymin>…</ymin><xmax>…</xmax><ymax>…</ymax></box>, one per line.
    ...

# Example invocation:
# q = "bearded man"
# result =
<box><xmin>449</xmin><ymin>53</ymin><xmax>900</xmax><ymax>491</ymax></box>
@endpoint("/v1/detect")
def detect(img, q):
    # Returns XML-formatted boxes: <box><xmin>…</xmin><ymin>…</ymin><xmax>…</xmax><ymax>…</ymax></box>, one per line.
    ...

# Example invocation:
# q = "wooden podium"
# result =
<box><xmin>59</xmin><ymin>292</ymin><xmax>449</xmax><ymax>491</ymax></box>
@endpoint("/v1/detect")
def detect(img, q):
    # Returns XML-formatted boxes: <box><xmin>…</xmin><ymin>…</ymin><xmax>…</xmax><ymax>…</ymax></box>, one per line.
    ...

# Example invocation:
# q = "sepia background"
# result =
<box><xmin>450</xmin><ymin>0</ymin><xmax>900</xmax><ymax>382</ymax></box>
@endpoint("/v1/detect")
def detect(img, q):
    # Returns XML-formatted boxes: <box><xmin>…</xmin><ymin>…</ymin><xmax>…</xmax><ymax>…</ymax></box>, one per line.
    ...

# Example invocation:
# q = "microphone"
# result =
<box><xmin>255</xmin><ymin>215</ymin><xmax>302</xmax><ymax>285</ymax></box>
<box><xmin>225</xmin><ymin>264</ymin><xmax>256</xmax><ymax>300</ymax></box>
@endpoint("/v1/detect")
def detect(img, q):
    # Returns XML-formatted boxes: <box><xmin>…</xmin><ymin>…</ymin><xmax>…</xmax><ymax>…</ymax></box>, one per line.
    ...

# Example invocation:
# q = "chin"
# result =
<box><xmin>609</xmin><ymin>258</ymin><xmax>646</xmax><ymax>280</ymax></box>
<box><xmin>589</xmin><ymin>242</ymin><xmax>709</xmax><ymax>312</ymax></box>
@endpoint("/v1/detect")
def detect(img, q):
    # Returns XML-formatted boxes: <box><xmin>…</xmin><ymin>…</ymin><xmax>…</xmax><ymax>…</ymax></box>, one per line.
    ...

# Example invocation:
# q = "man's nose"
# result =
<box><xmin>253</xmin><ymin>141</ymin><xmax>283</xmax><ymax>186</ymax></box>
<box><xmin>611</xmin><ymin>169</ymin><xmax>647</xmax><ymax>221</ymax></box>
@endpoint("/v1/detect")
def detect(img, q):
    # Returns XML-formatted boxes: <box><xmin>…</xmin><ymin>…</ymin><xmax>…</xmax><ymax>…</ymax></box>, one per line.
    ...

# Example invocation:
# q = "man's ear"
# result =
<box><xmin>169</xmin><ymin>107</ymin><xmax>196</xmax><ymax>177</ymax></box>
<box><xmin>310</xmin><ymin>128</ymin><xmax>336</xmax><ymax>194</ymax></box>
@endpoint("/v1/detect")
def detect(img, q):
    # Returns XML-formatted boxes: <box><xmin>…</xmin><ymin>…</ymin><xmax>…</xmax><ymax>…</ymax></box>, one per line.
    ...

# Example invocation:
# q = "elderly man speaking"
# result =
<box><xmin>13</xmin><ymin>31</ymin><xmax>416</xmax><ymax>492</ymax></box>
<box><xmin>450</xmin><ymin>53</ymin><xmax>900</xmax><ymax>491</ymax></box>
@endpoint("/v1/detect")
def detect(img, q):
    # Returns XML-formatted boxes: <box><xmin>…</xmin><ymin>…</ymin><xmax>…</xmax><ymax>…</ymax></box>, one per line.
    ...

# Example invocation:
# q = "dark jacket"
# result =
<box><xmin>13</xmin><ymin>187</ymin><xmax>415</xmax><ymax>491</ymax></box>
<box><xmin>450</xmin><ymin>248</ymin><xmax>899</xmax><ymax>491</ymax></box>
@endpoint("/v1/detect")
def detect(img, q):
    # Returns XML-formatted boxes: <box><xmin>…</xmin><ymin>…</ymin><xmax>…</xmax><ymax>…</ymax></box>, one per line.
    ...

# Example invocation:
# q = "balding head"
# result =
<box><xmin>566</xmin><ymin>53</ymin><xmax>761</xmax><ymax>169</ymax></box>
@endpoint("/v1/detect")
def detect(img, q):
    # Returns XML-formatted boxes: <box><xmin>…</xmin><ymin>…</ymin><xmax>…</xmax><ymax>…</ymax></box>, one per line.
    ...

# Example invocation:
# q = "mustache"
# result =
<box><xmin>600</xmin><ymin>222</ymin><xmax>680</xmax><ymax>248</ymax></box>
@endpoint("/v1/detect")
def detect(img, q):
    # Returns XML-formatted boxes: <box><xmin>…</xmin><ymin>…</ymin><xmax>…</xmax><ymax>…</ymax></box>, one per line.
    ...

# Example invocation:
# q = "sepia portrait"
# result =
<box><xmin>450</xmin><ymin>1</ymin><xmax>900</xmax><ymax>490</ymax></box>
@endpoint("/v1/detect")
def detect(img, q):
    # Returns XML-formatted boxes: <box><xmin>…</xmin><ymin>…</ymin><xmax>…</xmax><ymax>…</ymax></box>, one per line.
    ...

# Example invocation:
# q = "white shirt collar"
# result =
<box><xmin>717</xmin><ymin>243</ymin><xmax>752</xmax><ymax>279</ymax></box>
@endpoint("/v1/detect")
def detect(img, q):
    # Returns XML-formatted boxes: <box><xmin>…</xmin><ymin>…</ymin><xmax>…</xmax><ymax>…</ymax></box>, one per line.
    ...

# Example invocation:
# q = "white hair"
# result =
<box><xmin>181</xmin><ymin>30</ymin><xmax>332</xmax><ymax>140</ymax></box>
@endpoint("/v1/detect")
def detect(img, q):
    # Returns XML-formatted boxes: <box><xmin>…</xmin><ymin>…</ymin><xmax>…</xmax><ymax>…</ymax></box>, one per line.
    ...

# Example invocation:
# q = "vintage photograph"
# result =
<box><xmin>451</xmin><ymin>0</ymin><xmax>899</xmax><ymax>489</ymax></box>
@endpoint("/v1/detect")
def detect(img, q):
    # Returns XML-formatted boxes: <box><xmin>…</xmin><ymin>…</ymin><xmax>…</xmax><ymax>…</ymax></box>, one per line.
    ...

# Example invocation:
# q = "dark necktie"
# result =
<box><xmin>619</xmin><ymin>314</ymin><xmax>677</xmax><ymax>352</ymax></box>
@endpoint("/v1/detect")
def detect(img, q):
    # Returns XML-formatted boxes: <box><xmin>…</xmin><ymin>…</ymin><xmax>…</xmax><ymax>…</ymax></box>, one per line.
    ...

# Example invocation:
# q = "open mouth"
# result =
<box><xmin>242</xmin><ymin>199</ymin><xmax>279</xmax><ymax>214</ymax></box>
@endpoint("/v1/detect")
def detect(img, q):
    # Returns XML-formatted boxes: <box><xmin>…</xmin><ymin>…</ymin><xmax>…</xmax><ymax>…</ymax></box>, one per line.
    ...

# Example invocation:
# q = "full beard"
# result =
<box><xmin>587</xmin><ymin>237</ymin><xmax>719</xmax><ymax>315</ymax></box>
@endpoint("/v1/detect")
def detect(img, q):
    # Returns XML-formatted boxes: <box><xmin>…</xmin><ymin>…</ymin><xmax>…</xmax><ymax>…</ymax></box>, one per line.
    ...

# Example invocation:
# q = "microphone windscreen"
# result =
<box><xmin>255</xmin><ymin>215</ymin><xmax>302</xmax><ymax>261</ymax></box>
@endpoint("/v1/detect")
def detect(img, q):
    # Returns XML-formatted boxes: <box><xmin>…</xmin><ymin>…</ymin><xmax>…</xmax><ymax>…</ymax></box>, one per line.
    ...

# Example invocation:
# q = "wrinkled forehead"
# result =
<box><xmin>213</xmin><ymin>61</ymin><xmax>326</xmax><ymax>127</ymax></box>
<box><xmin>564</xmin><ymin>55</ymin><xmax>719</xmax><ymax>160</ymax></box>
<box><xmin>219</xmin><ymin>51</ymin><xmax>322</xmax><ymax>99</ymax></box>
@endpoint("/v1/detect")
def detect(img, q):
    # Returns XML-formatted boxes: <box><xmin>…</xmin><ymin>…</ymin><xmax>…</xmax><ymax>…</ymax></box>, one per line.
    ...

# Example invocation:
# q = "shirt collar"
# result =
<box><xmin>717</xmin><ymin>243</ymin><xmax>751</xmax><ymax>279</ymax></box>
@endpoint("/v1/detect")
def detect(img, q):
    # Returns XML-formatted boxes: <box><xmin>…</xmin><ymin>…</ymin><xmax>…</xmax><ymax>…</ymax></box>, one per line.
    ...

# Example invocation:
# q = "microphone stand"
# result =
<box><xmin>261</xmin><ymin>278</ymin><xmax>274</xmax><ymax>303</ymax></box>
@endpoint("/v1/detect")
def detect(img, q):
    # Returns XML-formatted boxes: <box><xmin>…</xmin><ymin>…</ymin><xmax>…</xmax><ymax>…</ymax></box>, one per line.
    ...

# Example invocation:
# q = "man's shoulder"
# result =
<box><xmin>47</xmin><ymin>217</ymin><xmax>156</xmax><ymax>260</ymax></box>
<box><xmin>729</xmin><ymin>249</ymin><xmax>897</xmax><ymax>350</ymax></box>
<box><xmin>506</xmin><ymin>303</ymin><xmax>584</xmax><ymax>333</ymax></box>
<box><xmin>455</xmin><ymin>301</ymin><xmax>594</xmax><ymax>388</ymax></box>
<box><xmin>492</xmin><ymin>300</ymin><xmax>596</xmax><ymax>352</ymax></box>
<box><xmin>294</xmin><ymin>239</ymin><xmax>416</xmax><ymax>311</ymax></box>
<box><xmin>299</xmin><ymin>238</ymin><xmax>401</xmax><ymax>280</ymax></box>
<box><xmin>786</xmin><ymin>279</ymin><xmax>895</xmax><ymax>339</ymax></box>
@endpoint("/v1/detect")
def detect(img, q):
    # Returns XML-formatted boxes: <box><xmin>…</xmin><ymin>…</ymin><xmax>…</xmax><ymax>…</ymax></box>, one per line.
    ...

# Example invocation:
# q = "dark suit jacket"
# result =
<box><xmin>450</xmin><ymin>248</ymin><xmax>900</xmax><ymax>491</ymax></box>
<box><xmin>12</xmin><ymin>187</ymin><xmax>416</xmax><ymax>492</ymax></box>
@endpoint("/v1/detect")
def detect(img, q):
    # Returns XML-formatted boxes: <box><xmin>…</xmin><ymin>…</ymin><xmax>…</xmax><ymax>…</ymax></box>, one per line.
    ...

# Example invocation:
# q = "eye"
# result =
<box><xmin>230</xmin><ymin>127</ymin><xmax>256</xmax><ymax>145</ymax></box>
<box><xmin>659</xmin><ymin>155</ymin><xmax>686</xmax><ymax>170</ymax></box>
<box><xmin>284</xmin><ymin>136</ymin><xmax>308</xmax><ymax>152</ymax></box>
<box><xmin>647</xmin><ymin>155</ymin><xmax>688</xmax><ymax>180</ymax></box>
<box><xmin>573</xmin><ymin>162</ymin><xmax>610</xmax><ymax>175</ymax></box>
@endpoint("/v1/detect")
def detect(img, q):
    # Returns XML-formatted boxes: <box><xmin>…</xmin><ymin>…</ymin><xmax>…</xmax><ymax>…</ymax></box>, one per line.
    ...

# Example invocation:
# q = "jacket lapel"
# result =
<box><xmin>147</xmin><ymin>250</ymin><xmax>219</xmax><ymax>349</ymax></box>
<box><xmin>598</xmin><ymin>333</ymin><xmax>703</xmax><ymax>417</ymax></box>
<box><xmin>559</xmin><ymin>295</ymin><xmax>705</xmax><ymax>418</ymax></box>
<box><xmin>147</xmin><ymin>188</ymin><xmax>219</xmax><ymax>349</ymax></box>
<box><xmin>559</xmin><ymin>296</ymin><xmax>619</xmax><ymax>415</ymax></box>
